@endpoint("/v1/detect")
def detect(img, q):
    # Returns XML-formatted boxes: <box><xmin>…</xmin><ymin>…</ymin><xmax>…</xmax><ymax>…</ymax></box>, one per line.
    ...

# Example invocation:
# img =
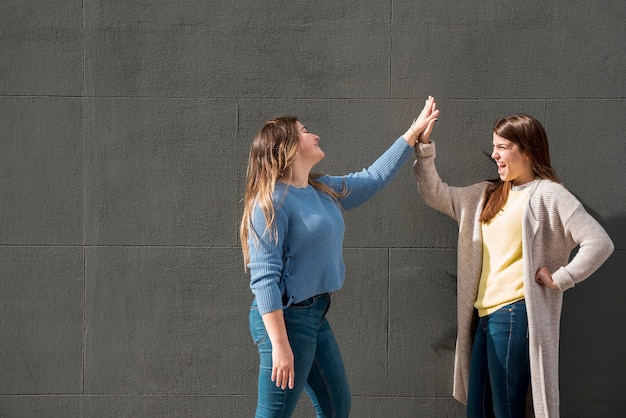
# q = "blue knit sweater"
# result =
<box><xmin>248</xmin><ymin>137</ymin><xmax>413</xmax><ymax>315</ymax></box>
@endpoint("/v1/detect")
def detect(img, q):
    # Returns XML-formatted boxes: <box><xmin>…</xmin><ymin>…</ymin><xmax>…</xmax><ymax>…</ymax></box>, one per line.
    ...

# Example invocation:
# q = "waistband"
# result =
<box><xmin>292</xmin><ymin>292</ymin><xmax>331</xmax><ymax>306</ymax></box>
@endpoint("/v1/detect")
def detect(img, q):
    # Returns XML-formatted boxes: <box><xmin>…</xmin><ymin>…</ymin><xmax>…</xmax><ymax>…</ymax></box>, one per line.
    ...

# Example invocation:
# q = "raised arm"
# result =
<box><xmin>412</xmin><ymin>112</ymin><xmax>486</xmax><ymax>221</ymax></box>
<box><xmin>413</xmin><ymin>141</ymin><xmax>458</xmax><ymax>219</ymax></box>
<box><xmin>325</xmin><ymin>97</ymin><xmax>440</xmax><ymax>210</ymax></box>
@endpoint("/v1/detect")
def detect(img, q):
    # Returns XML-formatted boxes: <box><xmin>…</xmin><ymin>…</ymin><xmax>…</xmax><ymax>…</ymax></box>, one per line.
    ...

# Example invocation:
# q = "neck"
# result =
<box><xmin>280</xmin><ymin>164</ymin><xmax>311</xmax><ymax>188</ymax></box>
<box><xmin>512</xmin><ymin>170</ymin><xmax>537</xmax><ymax>186</ymax></box>
<box><xmin>512</xmin><ymin>176</ymin><xmax>538</xmax><ymax>187</ymax></box>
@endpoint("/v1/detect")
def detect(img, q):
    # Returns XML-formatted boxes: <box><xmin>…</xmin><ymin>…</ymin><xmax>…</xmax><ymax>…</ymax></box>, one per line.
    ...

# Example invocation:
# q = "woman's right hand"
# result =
<box><xmin>417</xmin><ymin>100</ymin><xmax>438</xmax><ymax>145</ymax></box>
<box><xmin>535</xmin><ymin>266</ymin><xmax>559</xmax><ymax>290</ymax></box>
<box><xmin>271</xmin><ymin>342</ymin><xmax>295</xmax><ymax>390</ymax></box>
<box><xmin>262</xmin><ymin>309</ymin><xmax>295</xmax><ymax>390</ymax></box>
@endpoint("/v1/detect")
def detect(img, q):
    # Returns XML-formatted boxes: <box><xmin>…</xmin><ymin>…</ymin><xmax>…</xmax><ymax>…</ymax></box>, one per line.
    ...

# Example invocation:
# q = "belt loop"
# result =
<box><xmin>282</xmin><ymin>295</ymin><xmax>295</xmax><ymax>310</ymax></box>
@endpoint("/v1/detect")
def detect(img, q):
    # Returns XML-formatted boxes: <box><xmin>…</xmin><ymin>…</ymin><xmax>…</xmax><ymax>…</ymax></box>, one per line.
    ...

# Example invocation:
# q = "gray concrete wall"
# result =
<box><xmin>1</xmin><ymin>1</ymin><xmax>624</xmax><ymax>417</ymax></box>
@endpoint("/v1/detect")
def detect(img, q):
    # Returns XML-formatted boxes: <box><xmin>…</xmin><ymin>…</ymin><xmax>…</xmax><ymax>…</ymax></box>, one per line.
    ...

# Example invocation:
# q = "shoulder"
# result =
<box><xmin>529</xmin><ymin>180</ymin><xmax>582</xmax><ymax>219</ymax></box>
<box><xmin>272</xmin><ymin>182</ymin><xmax>289</xmax><ymax>199</ymax></box>
<box><xmin>453</xmin><ymin>182</ymin><xmax>489</xmax><ymax>207</ymax></box>
<box><xmin>251</xmin><ymin>185</ymin><xmax>292</xmax><ymax>219</ymax></box>
<box><xmin>314</xmin><ymin>175</ymin><xmax>331</xmax><ymax>186</ymax></box>
<box><xmin>455</xmin><ymin>180</ymin><xmax>490</xmax><ymax>200</ymax></box>
<box><xmin>473</xmin><ymin>180</ymin><xmax>492</xmax><ymax>193</ymax></box>
<box><xmin>312</xmin><ymin>174</ymin><xmax>347</xmax><ymax>196</ymax></box>
<box><xmin>532</xmin><ymin>180</ymin><xmax>579</xmax><ymax>204</ymax></box>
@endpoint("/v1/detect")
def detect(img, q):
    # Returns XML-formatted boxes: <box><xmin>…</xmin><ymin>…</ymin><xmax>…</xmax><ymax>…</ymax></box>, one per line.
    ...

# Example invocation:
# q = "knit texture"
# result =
<box><xmin>413</xmin><ymin>141</ymin><xmax>614</xmax><ymax>418</ymax></box>
<box><xmin>248</xmin><ymin>136</ymin><xmax>413</xmax><ymax>316</ymax></box>
<box><xmin>475</xmin><ymin>187</ymin><xmax>529</xmax><ymax>316</ymax></box>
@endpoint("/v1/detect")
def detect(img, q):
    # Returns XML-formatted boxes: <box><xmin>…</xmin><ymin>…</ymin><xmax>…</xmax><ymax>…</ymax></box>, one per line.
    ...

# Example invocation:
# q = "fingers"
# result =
<box><xmin>288</xmin><ymin>370</ymin><xmax>294</xmax><ymax>389</ymax></box>
<box><xmin>271</xmin><ymin>366</ymin><xmax>295</xmax><ymax>390</ymax></box>
<box><xmin>419</xmin><ymin>96</ymin><xmax>435</xmax><ymax>117</ymax></box>
<box><xmin>422</xmin><ymin>97</ymin><xmax>439</xmax><ymax>123</ymax></box>
<box><xmin>420</xmin><ymin>96</ymin><xmax>432</xmax><ymax>114</ymax></box>
<box><xmin>535</xmin><ymin>267</ymin><xmax>558</xmax><ymax>290</ymax></box>
<box><xmin>422</xmin><ymin>118</ymin><xmax>437</xmax><ymax>142</ymax></box>
<box><xmin>403</xmin><ymin>96</ymin><xmax>439</xmax><ymax>146</ymax></box>
<box><xmin>412</xmin><ymin>98</ymin><xmax>439</xmax><ymax>131</ymax></box>
<box><xmin>535</xmin><ymin>267</ymin><xmax>545</xmax><ymax>287</ymax></box>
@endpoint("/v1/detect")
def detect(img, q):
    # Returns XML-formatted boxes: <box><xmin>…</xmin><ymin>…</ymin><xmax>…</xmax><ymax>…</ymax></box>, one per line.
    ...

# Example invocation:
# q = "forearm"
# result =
<box><xmin>261</xmin><ymin>308</ymin><xmax>295</xmax><ymax>390</ymax></box>
<box><xmin>262</xmin><ymin>309</ymin><xmax>290</xmax><ymax>348</ymax></box>
<box><xmin>552</xmin><ymin>206</ymin><xmax>614</xmax><ymax>290</ymax></box>
<box><xmin>413</xmin><ymin>141</ymin><xmax>457</xmax><ymax>218</ymax></box>
<box><xmin>335</xmin><ymin>137</ymin><xmax>412</xmax><ymax>210</ymax></box>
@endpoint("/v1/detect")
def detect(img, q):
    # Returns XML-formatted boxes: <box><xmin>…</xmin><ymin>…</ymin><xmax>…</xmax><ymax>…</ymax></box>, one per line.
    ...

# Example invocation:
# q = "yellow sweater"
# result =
<box><xmin>475</xmin><ymin>188</ymin><xmax>530</xmax><ymax>316</ymax></box>
<box><xmin>415</xmin><ymin>141</ymin><xmax>614</xmax><ymax>416</ymax></box>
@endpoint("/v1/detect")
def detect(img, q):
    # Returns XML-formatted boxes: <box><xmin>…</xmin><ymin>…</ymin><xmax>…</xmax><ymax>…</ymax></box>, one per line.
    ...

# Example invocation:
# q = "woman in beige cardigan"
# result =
<box><xmin>413</xmin><ymin>100</ymin><xmax>614</xmax><ymax>417</ymax></box>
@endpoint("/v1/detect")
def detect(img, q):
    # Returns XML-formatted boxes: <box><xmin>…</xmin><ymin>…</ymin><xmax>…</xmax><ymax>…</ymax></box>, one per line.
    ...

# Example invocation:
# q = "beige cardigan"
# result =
<box><xmin>413</xmin><ymin>142</ymin><xmax>614</xmax><ymax>418</ymax></box>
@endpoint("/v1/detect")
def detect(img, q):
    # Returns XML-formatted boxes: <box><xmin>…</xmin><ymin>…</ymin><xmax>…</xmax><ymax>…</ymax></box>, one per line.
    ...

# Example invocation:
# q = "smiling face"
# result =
<box><xmin>296</xmin><ymin>121</ymin><xmax>324</xmax><ymax>166</ymax></box>
<box><xmin>491</xmin><ymin>133</ymin><xmax>535</xmax><ymax>186</ymax></box>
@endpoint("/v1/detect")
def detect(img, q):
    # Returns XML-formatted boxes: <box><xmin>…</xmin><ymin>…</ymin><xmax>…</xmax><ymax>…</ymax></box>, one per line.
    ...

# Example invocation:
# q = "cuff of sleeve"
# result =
<box><xmin>414</xmin><ymin>140</ymin><xmax>436</xmax><ymax>156</ymax></box>
<box><xmin>552</xmin><ymin>266</ymin><xmax>576</xmax><ymax>291</ymax></box>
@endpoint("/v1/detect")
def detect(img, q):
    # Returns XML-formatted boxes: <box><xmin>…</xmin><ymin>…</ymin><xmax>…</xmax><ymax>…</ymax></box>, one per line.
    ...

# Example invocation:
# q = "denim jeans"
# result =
<box><xmin>249</xmin><ymin>294</ymin><xmax>351</xmax><ymax>418</ymax></box>
<box><xmin>467</xmin><ymin>300</ymin><xmax>530</xmax><ymax>418</ymax></box>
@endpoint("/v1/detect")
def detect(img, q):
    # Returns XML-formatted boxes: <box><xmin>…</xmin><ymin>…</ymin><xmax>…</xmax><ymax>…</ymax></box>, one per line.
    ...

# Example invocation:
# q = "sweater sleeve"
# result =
<box><xmin>323</xmin><ymin>136</ymin><xmax>413</xmax><ymax>211</ymax></box>
<box><xmin>413</xmin><ymin>141</ymin><xmax>457</xmax><ymax>219</ymax></box>
<box><xmin>550</xmin><ymin>200</ymin><xmax>614</xmax><ymax>291</ymax></box>
<box><xmin>413</xmin><ymin>141</ymin><xmax>490</xmax><ymax>222</ymax></box>
<box><xmin>247</xmin><ymin>204</ymin><xmax>288</xmax><ymax>315</ymax></box>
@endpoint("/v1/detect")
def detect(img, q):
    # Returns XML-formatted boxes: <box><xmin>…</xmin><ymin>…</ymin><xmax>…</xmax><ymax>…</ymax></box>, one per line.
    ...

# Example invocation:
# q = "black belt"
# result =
<box><xmin>292</xmin><ymin>292</ymin><xmax>331</xmax><ymax>306</ymax></box>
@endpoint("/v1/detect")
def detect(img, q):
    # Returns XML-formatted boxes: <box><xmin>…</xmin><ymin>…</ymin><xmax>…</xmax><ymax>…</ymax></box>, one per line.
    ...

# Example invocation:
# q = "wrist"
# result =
<box><xmin>402</xmin><ymin>129</ymin><xmax>418</xmax><ymax>147</ymax></box>
<box><xmin>416</xmin><ymin>135</ymin><xmax>430</xmax><ymax>145</ymax></box>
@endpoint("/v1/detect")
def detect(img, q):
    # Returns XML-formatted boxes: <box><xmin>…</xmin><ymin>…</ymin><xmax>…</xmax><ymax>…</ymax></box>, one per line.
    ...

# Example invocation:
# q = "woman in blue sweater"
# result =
<box><xmin>240</xmin><ymin>97</ymin><xmax>439</xmax><ymax>417</ymax></box>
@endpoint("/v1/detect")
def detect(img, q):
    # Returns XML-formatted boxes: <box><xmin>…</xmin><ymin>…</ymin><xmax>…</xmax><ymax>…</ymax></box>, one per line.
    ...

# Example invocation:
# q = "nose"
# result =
<box><xmin>491</xmin><ymin>148</ymin><xmax>499</xmax><ymax>160</ymax></box>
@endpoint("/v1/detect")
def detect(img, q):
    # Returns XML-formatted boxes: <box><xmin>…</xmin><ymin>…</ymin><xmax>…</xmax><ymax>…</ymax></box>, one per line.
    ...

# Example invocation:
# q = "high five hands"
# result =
<box><xmin>403</xmin><ymin>96</ymin><xmax>439</xmax><ymax>147</ymax></box>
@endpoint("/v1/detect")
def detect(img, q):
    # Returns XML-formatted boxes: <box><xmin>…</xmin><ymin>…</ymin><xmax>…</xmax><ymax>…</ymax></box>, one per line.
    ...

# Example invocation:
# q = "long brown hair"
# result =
<box><xmin>240</xmin><ymin>116</ymin><xmax>346</xmax><ymax>268</ymax></box>
<box><xmin>480</xmin><ymin>114</ymin><xmax>559</xmax><ymax>223</ymax></box>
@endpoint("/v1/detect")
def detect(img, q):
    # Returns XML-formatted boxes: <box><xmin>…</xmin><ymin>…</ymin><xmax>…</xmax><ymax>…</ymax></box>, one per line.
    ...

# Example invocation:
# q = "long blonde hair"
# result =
<box><xmin>480</xmin><ymin>114</ymin><xmax>559</xmax><ymax>223</ymax></box>
<box><xmin>240</xmin><ymin>116</ymin><xmax>346</xmax><ymax>268</ymax></box>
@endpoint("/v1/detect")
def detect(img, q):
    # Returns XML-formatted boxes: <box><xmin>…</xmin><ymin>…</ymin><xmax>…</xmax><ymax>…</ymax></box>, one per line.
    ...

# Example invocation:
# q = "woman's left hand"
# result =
<box><xmin>535</xmin><ymin>266</ymin><xmax>558</xmax><ymax>290</ymax></box>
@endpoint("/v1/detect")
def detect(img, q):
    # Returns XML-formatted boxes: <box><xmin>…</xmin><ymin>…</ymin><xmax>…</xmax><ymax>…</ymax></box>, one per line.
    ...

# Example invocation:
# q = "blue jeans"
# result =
<box><xmin>249</xmin><ymin>294</ymin><xmax>351</xmax><ymax>418</ymax></box>
<box><xmin>467</xmin><ymin>300</ymin><xmax>530</xmax><ymax>418</ymax></box>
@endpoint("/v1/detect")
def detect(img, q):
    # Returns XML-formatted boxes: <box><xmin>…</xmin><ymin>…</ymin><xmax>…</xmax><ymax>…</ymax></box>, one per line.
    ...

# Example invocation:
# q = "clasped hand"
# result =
<box><xmin>403</xmin><ymin>95</ymin><xmax>439</xmax><ymax>147</ymax></box>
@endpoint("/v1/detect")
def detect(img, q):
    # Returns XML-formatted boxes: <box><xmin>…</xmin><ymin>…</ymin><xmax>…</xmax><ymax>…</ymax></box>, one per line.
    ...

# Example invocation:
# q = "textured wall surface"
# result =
<box><xmin>1</xmin><ymin>1</ymin><xmax>624</xmax><ymax>417</ymax></box>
